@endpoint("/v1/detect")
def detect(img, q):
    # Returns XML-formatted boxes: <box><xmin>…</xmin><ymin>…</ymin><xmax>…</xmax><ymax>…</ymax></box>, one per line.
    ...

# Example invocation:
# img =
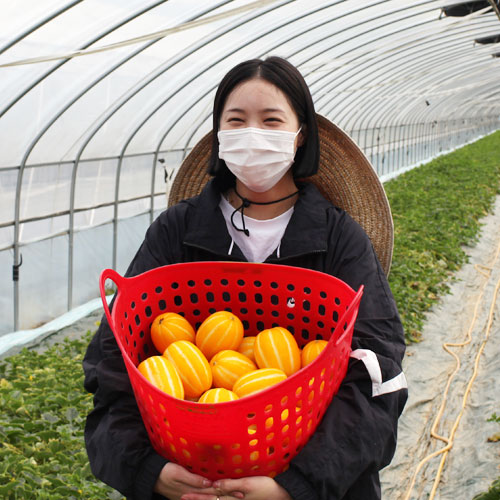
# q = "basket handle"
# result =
<box><xmin>99</xmin><ymin>268</ymin><xmax>126</xmax><ymax>332</ymax></box>
<box><xmin>335</xmin><ymin>285</ymin><xmax>364</xmax><ymax>347</ymax></box>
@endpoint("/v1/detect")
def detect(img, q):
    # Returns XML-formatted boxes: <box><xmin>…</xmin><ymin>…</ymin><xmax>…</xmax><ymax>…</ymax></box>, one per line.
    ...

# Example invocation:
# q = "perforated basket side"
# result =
<box><xmin>99</xmin><ymin>262</ymin><xmax>363</xmax><ymax>479</ymax></box>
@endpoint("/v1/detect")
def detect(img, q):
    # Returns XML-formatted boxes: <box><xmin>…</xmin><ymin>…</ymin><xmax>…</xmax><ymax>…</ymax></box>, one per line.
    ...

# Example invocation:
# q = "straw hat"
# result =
<box><xmin>168</xmin><ymin>114</ymin><xmax>394</xmax><ymax>275</ymax></box>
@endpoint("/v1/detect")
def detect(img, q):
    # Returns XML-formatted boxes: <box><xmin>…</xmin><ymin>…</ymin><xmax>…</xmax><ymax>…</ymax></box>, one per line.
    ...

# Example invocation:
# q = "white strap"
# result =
<box><xmin>350</xmin><ymin>348</ymin><xmax>408</xmax><ymax>397</ymax></box>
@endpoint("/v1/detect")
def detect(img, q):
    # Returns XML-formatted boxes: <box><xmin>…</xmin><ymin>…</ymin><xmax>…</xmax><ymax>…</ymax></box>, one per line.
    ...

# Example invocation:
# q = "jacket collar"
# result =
<box><xmin>183</xmin><ymin>179</ymin><xmax>330</xmax><ymax>261</ymax></box>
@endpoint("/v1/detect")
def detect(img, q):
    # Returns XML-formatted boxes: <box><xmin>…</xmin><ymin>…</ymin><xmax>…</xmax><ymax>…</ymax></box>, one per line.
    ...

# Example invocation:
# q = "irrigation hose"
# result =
<box><xmin>403</xmin><ymin>239</ymin><xmax>500</xmax><ymax>500</ymax></box>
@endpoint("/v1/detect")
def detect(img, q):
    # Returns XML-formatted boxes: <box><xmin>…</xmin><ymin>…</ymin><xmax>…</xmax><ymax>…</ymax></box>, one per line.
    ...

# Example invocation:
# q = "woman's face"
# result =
<box><xmin>219</xmin><ymin>78</ymin><xmax>304</xmax><ymax>148</ymax></box>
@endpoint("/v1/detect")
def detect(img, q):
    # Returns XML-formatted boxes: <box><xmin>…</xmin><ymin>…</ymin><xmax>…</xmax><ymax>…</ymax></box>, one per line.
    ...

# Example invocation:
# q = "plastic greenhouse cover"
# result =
<box><xmin>1</xmin><ymin>0</ymin><xmax>500</xmax><ymax>334</ymax></box>
<box><xmin>0</xmin><ymin>0</ymin><xmax>499</xmax><ymax>167</ymax></box>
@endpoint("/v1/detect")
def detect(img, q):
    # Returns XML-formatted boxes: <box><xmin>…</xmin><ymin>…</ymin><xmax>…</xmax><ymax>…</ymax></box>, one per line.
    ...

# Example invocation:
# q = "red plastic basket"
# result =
<box><xmin>100</xmin><ymin>261</ymin><xmax>363</xmax><ymax>480</ymax></box>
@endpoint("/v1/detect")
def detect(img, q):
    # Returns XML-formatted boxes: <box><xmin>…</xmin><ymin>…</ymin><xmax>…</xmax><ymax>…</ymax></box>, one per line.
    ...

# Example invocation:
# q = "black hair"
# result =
<box><xmin>208</xmin><ymin>56</ymin><xmax>319</xmax><ymax>190</ymax></box>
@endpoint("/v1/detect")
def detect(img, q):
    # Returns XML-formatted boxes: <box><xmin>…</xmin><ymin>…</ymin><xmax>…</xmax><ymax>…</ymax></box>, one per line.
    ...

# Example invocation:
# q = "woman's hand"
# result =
<box><xmin>180</xmin><ymin>475</ymin><xmax>292</xmax><ymax>500</ymax></box>
<box><xmin>154</xmin><ymin>462</ymin><xmax>220</xmax><ymax>500</ymax></box>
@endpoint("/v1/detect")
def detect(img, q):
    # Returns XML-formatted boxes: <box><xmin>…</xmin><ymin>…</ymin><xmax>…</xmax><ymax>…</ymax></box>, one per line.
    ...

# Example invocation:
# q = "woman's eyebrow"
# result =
<box><xmin>262</xmin><ymin>108</ymin><xmax>286</xmax><ymax>113</ymax></box>
<box><xmin>223</xmin><ymin>107</ymin><xmax>286</xmax><ymax>114</ymax></box>
<box><xmin>224</xmin><ymin>107</ymin><xmax>245</xmax><ymax>113</ymax></box>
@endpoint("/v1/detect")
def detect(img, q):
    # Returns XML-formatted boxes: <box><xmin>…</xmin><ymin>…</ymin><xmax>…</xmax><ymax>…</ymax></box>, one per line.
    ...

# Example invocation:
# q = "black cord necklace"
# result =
<box><xmin>229</xmin><ymin>186</ymin><xmax>299</xmax><ymax>237</ymax></box>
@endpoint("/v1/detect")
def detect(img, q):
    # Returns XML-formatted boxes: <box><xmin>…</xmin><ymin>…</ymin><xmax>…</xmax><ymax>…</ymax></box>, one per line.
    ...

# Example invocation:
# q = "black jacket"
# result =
<box><xmin>83</xmin><ymin>179</ymin><xmax>407</xmax><ymax>500</ymax></box>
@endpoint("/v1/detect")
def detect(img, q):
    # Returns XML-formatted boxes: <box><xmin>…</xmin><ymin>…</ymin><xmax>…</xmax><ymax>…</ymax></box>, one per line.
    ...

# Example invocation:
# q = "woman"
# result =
<box><xmin>83</xmin><ymin>56</ymin><xmax>407</xmax><ymax>500</ymax></box>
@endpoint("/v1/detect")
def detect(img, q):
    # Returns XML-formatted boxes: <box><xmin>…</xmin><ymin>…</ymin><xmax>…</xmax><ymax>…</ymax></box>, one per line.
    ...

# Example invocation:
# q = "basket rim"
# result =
<box><xmin>107</xmin><ymin>261</ymin><xmax>358</xmax><ymax>294</ymax></box>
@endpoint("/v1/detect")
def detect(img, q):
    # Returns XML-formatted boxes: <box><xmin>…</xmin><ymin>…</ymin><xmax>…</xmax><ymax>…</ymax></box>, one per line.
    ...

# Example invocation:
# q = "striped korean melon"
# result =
<box><xmin>198</xmin><ymin>388</ymin><xmax>239</xmax><ymax>404</ymax></box>
<box><xmin>164</xmin><ymin>340</ymin><xmax>212</xmax><ymax>399</ymax></box>
<box><xmin>210</xmin><ymin>349</ymin><xmax>257</xmax><ymax>390</ymax></box>
<box><xmin>150</xmin><ymin>312</ymin><xmax>195</xmax><ymax>354</ymax></box>
<box><xmin>237</xmin><ymin>336</ymin><xmax>257</xmax><ymax>363</ymax></box>
<box><xmin>196</xmin><ymin>311</ymin><xmax>244</xmax><ymax>361</ymax></box>
<box><xmin>301</xmin><ymin>339</ymin><xmax>328</xmax><ymax>367</ymax></box>
<box><xmin>233</xmin><ymin>368</ymin><xmax>287</xmax><ymax>398</ymax></box>
<box><xmin>137</xmin><ymin>355</ymin><xmax>184</xmax><ymax>399</ymax></box>
<box><xmin>254</xmin><ymin>327</ymin><xmax>301</xmax><ymax>376</ymax></box>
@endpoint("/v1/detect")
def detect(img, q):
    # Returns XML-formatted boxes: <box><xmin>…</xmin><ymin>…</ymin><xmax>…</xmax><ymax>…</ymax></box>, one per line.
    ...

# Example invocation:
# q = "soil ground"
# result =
<box><xmin>381</xmin><ymin>195</ymin><xmax>500</xmax><ymax>499</ymax></box>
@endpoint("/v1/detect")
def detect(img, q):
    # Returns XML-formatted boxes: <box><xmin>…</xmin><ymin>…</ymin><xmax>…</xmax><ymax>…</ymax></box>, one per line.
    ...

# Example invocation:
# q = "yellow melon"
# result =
<box><xmin>233</xmin><ymin>368</ymin><xmax>287</xmax><ymax>398</ymax></box>
<box><xmin>198</xmin><ymin>388</ymin><xmax>239</xmax><ymax>404</ymax></box>
<box><xmin>210</xmin><ymin>350</ymin><xmax>257</xmax><ymax>390</ymax></box>
<box><xmin>254</xmin><ymin>327</ymin><xmax>301</xmax><ymax>376</ymax></box>
<box><xmin>150</xmin><ymin>312</ymin><xmax>195</xmax><ymax>354</ymax></box>
<box><xmin>301</xmin><ymin>339</ymin><xmax>328</xmax><ymax>367</ymax></box>
<box><xmin>137</xmin><ymin>356</ymin><xmax>184</xmax><ymax>399</ymax></box>
<box><xmin>196</xmin><ymin>311</ymin><xmax>244</xmax><ymax>360</ymax></box>
<box><xmin>164</xmin><ymin>340</ymin><xmax>212</xmax><ymax>399</ymax></box>
<box><xmin>237</xmin><ymin>336</ymin><xmax>257</xmax><ymax>363</ymax></box>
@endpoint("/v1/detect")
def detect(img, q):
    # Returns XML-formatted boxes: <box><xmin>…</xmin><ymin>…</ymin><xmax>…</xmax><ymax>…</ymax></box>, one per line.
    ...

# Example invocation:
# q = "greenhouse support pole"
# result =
<box><xmin>7</xmin><ymin>2</ymin><xmax>171</xmax><ymax>327</ymax></box>
<box><xmin>12</xmin><ymin>248</ymin><xmax>22</xmax><ymax>332</ymax></box>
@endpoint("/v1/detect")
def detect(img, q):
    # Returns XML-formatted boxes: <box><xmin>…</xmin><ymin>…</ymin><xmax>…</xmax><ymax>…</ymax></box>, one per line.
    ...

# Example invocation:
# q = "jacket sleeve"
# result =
<box><xmin>83</xmin><ymin>206</ymin><xmax>187</xmax><ymax>499</ymax></box>
<box><xmin>275</xmin><ymin>212</ymin><xmax>408</xmax><ymax>500</ymax></box>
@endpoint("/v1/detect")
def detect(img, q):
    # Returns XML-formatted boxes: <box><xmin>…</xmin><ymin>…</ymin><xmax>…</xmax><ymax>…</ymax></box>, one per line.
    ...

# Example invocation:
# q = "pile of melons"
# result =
<box><xmin>137</xmin><ymin>310</ymin><xmax>327</xmax><ymax>403</ymax></box>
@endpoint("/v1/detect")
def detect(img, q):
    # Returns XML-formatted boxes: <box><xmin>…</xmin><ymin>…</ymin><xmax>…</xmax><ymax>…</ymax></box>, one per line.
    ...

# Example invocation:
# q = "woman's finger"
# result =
<box><xmin>166</xmin><ymin>462</ymin><xmax>213</xmax><ymax>488</ymax></box>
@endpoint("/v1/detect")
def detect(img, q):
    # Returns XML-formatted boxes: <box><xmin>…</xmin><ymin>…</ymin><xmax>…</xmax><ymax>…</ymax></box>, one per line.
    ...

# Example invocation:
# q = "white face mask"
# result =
<box><xmin>217</xmin><ymin>127</ymin><xmax>301</xmax><ymax>192</ymax></box>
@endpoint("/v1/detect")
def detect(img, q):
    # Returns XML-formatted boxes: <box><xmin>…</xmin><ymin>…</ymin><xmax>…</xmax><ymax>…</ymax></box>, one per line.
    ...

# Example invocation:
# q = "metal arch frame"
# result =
<box><xmin>108</xmin><ymin>0</ymin><xmax>327</xmax><ymax>269</ymax></box>
<box><xmin>9</xmin><ymin>0</ymin><xmax>170</xmax><ymax>330</ymax></box>
<box><xmin>67</xmin><ymin>0</ymin><xmax>243</xmax><ymax>309</ymax></box>
<box><xmin>6</xmin><ymin>1</ymin><xmax>500</xmax><ymax>330</ymax></box>
<box><xmin>381</xmin><ymin>62</ymin><xmax>500</xmax><ymax>172</ymax></box>
<box><xmin>313</xmin><ymin>19</ymin><xmax>500</xmax><ymax>170</ymax></box>
<box><xmin>354</xmin><ymin>45</ymin><xmax>500</xmax><ymax>137</ymax></box>
<box><xmin>406</xmin><ymin>69</ymin><xmax>500</xmax><ymax>127</ymax></box>
<box><xmin>405</xmin><ymin>74</ymin><xmax>499</xmax><ymax>169</ymax></box>
<box><xmin>363</xmin><ymin>59</ymin><xmax>500</xmax><ymax>173</ymax></box>
<box><xmin>174</xmin><ymin>0</ymin><xmax>409</xmax><ymax>154</ymax></box>
<box><xmin>310</xmin><ymin>16</ymin><xmax>457</xmax><ymax>125</ymax></box>
<box><xmin>343</xmin><ymin>48</ymin><xmax>482</xmax><ymax>171</ymax></box>
<box><xmin>353</xmin><ymin>57</ymin><xmax>500</xmax><ymax>173</ymax></box>
<box><xmin>0</xmin><ymin>0</ymin><xmax>83</xmax><ymax>56</ymax></box>
<box><xmin>458</xmin><ymin>88</ymin><xmax>500</xmax><ymax>114</ymax></box>
<box><xmin>70</xmin><ymin>0</ymin><xmax>369</xmax><ymax>269</ymax></box>
<box><xmin>303</xmin><ymin>21</ymin><xmax>499</xmax><ymax>138</ymax></box>
<box><xmin>171</xmin><ymin>4</ymin><xmax>499</xmax><ymax>186</ymax></box>
<box><xmin>66</xmin><ymin>0</ymin><xmax>299</xmax><ymax>303</ymax></box>
<box><xmin>290</xmin><ymin>0</ymin><xmax>439</xmax><ymax>91</ymax></box>
<box><xmin>331</xmin><ymin>21</ymin><xmax>500</xmax><ymax>131</ymax></box>
<box><xmin>398</xmin><ymin>81</ymin><xmax>500</xmax><ymax>162</ymax></box>
<box><xmin>316</xmin><ymin>18</ymin><xmax>500</xmax><ymax>128</ymax></box>
<box><xmin>147</xmin><ymin>0</ymin><xmax>372</xmax><ymax>216</ymax></box>
<box><xmin>177</xmin><ymin>0</ymin><xmax>451</xmax><ymax>153</ymax></box>
<box><xmin>0</xmin><ymin>0</ymin><xmax>167</xmax><ymax>120</ymax></box>
<box><xmin>420</xmin><ymin>68</ymin><xmax>500</xmax><ymax>119</ymax></box>
<box><xmin>303</xmin><ymin>12</ymin><xmax>497</xmax><ymax>124</ymax></box>
<box><xmin>173</xmin><ymin>0</ymin><xmax>447</xmax><ymax>178</ymax></box>
<box><xmin>10</xmin><ymin>0</ymin><xmax>222</xmax><ymax>329</ymax></box>
<box><xmin>333</xmin><ymin>28</ymin><xmax>499</xmax><ymax>140</ymax></box>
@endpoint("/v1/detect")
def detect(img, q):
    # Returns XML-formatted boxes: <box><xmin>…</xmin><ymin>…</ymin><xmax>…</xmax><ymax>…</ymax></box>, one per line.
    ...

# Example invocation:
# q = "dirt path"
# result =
<box><xmin>381</xmin><ymin>195</ymin><xmax>500</xmax><ymax>499</ymax></box>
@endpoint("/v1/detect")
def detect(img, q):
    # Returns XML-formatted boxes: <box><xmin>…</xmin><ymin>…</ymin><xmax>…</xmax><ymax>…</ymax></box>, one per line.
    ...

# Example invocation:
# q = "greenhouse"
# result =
<box><xmin>1</xmin><ymin>0</ymin><xmax>500</xmax><ymax>499</ymax></box>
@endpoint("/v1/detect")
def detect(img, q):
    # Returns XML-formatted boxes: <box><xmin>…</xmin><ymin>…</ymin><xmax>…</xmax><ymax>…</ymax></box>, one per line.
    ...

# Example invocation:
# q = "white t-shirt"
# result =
<box><xmin>219</xmin><ymin>195</ymin><xmax>294</xmax><ymax>263</ymax></box>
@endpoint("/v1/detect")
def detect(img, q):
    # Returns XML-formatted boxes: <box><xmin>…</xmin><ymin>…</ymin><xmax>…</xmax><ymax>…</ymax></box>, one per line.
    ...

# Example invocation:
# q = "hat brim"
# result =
<box><xmin>168</xmin><ymin>113</ymin><xmax>393</xmax><ymax>275</ymax></box>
